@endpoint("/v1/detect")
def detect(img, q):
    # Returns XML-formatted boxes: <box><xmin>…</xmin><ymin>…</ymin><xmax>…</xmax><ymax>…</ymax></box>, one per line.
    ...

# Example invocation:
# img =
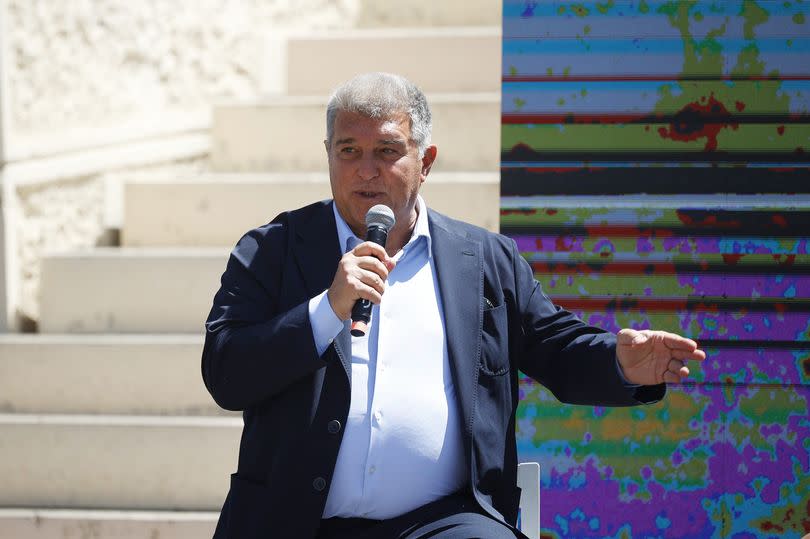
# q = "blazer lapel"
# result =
<box><xmin>429</xmin><ymin>211</ymin><xmax>482</xmax><ymax>444</ymax></box>
<box><xmin>293</xmin><ymin>201</ymin><xmax>352</xmax><ymax>380</ymax></box>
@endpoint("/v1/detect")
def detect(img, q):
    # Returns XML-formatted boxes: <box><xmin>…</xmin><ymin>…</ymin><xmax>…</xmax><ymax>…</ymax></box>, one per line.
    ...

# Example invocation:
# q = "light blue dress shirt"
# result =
<box><xmin>308</xmin><ymin>196</ymin><xmax>467</xmax><ymax>519</ymax></box>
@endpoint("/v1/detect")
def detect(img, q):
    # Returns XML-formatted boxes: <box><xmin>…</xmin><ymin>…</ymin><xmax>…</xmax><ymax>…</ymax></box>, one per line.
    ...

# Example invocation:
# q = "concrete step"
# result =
<box><xmin>0</xmin><ymin>414</ymin><xmax>240</xmax><ymax>509</ymax></box>
<box><xmin>0</xmin><ymin>334</ymin><xmax>231</xmax><ymax>416</ymax></box>
<box><xmin>0</xmin><ymin>508</ymin><xmax>217</xmax><ymax>539</ymax></box>
<box><xmin>266</xmin><ymin>27</ymin><xmax>501</xmax><ymax>95</ymax></box>
<box><xmin>211</xmin><ymin>93</ymin><xmax>499</xmax><ymax>173</ymax></box>
<box><xmin>122</xmin><ymin>172</ymin><xmax>499</xmax><ymax>247</ymax></box>
<box><xmin>354</xmin><ymin>0</ymin><xmax>501</xmax><ymax>27</ymax></box>
<box><xmin>39</xmin><ymin>249</ymin><xmax>227</xmax><ymax>334</ymax></box>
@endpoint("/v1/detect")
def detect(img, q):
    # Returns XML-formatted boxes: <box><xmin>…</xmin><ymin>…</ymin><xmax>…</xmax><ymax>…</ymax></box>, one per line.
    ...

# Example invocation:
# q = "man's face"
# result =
<box><xmin>326</xmin><ymin>110</ymin><xmax>436</xmax><ymax>238</ymax></box>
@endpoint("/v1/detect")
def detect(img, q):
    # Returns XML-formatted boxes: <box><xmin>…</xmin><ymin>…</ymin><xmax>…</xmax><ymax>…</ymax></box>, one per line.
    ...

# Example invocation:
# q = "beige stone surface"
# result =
<box><xmin>6</xmin><ymin>0</ymin><xmax>355</xmax><ymax>138</ymax></box>
<box><xmin>122</xmin><ymin>172</ymin><xmax>500</xmax><ymax>247</ymax></box>
<box><xmin>280</xmin><ymin>27</ymin><xmax>501</xmax><ymax>95</ymax></box>
<box><xmin>38</xmin><ymin>248</ymin><xmax>228</xmax><ymax>334</ymax></box>
<box><xmin>211</xmin><ymin>93</ymin><xmax>500</xmax><ymax>173</ymax></box>
<box><xmin>0</xmin><ymin>414</ymin><xmax>240</xmax><ymax>509</ymax></box>
<box><xmin>0</xmin><ymin>334</ymin><xmax>231</xmax><ymax>416</ymax></box>
<box><xmin>355</xmin><ymin>0</ymin><xmax>501</xmax><ymax>27</ymax></box>
<box><xmin>11</xmin><ymin>159</ymin><xmax>207</xmax><ymax>324</ymax></box>
<box><xmin>0</xmin><ymin>509</ymin><xmax>218</xmax><ymax>539</ymax></box>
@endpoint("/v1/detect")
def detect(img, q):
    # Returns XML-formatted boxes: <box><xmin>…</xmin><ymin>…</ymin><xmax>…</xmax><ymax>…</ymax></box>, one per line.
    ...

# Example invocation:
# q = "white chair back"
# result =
<box><xmin>516</xmin><ymin>462</ymin><xmax>540</xmax><ymax>539</ymax></box>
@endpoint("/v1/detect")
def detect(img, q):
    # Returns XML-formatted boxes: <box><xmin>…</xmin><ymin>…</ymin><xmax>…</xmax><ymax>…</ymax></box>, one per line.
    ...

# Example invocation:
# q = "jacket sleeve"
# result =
<box><xmin>201</xmin><ymin>222</ymin><xmax>328</xmax><ymax>411</ymax></box>
<box><xmin>510</xmin><ymin>238</ymin><xmax>665</xmax><ymax>406</ymax></box>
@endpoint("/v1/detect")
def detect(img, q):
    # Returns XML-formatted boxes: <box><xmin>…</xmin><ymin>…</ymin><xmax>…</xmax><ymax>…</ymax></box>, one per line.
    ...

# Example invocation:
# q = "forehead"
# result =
<box><xmin>332</xmin><ymin>110</ymin><xmax>412</xmax><ymax>142</ymax></box>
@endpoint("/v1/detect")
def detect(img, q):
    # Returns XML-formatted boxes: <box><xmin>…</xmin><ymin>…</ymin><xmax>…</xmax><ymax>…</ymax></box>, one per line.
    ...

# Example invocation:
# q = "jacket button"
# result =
<box><xmin>327</xmin><ymin>420</ymin><xmax>341</xmax><ymax>434</ymax></box>
<box><xmin>313</xmin><ymin>477</ymin><xmax>327</xmax><ymax>492</ymax></box>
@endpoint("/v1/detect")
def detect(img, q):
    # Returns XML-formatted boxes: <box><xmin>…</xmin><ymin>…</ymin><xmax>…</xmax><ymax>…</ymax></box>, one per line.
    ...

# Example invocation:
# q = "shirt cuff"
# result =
<box><xmin>308</xmin><ymin>290</ymin><xmax>345</xmax><ymax>357</ymax></box>
<box><xmin>615</xmin><ymin>356</ymin><xmax>641</xmax><ymax>388</ymax></box>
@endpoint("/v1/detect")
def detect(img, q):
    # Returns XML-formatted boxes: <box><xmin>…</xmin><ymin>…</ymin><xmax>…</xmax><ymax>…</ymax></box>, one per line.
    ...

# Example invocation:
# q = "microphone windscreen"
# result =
<box><xmin>365</xmin><ymin>204</ymin><xmax>396</xmax><ymax>231</ymax></box>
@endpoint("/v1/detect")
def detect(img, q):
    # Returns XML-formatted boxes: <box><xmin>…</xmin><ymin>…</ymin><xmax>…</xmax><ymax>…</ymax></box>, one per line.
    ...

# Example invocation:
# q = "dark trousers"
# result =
<box><xmin>316</xmin><ymin>492</ymin><xmax>524</xmax><ymax>539</ymax></box>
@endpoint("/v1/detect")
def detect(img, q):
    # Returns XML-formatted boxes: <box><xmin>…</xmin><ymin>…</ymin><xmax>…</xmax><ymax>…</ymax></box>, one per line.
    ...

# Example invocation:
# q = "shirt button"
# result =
<box><xmin>369</xmin><ymin>466</ymin><xmax>376</xmax><ymax>475</ymax></box>
<box><xmin>373</xmin><ymin>411</ymin><xmax>382</xmax><ymax>422</ymax></box>
<box><xmin>313</xmin><ymin>477</ymin><xmax>327</xmax><ymax>491</ymax></box>
<box><xmin>327</xmin><ymin>420</ymin><xmax>341</xmax><ymax>434</ymax></box>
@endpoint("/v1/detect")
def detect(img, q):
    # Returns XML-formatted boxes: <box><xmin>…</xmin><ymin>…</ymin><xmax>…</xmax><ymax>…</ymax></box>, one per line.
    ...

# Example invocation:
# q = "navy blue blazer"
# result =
<box><xmin>202</xmin><ymin>200</ymin><xmax>664</xmax><ymax>538</ymax></box>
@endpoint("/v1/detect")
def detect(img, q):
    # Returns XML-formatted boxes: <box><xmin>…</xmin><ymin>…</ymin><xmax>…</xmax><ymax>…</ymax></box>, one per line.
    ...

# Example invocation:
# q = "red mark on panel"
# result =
<box><xmin>657</xmin><ymin>94</ymin><xmax>739</xmax><ymax>151</ymax></box>
<box><xmin>773</xmin><ymin>254</ymin><xmax>796</xmax><ymax>266</ymax></box>
<box><xmin>677</xmin><ymin>211</ymin><xmax>741</xmax><ymax>230</ymax></box>
<box><xmin>722</xmin><ymin>254</ymin><xmax>744</xmax><ymax>266</ymax></box>
<box><xmin>760</xmin><ymin>522</ymin><xmax>784</xmax><ymax>533</ymax></box>
<box><xmin>555</xmin><ymin>237</ymin><xmax>573</xmax><ymax>252</ymax></box>
<box><xmin>500</xmin><ymin>208</ymin><xmax>537</xmax><ymax>216</ymax></box>
<box><xmin>735</xmin><ymin>101</ymin><xmax>745</xmax><ymax>112</ymax></box>
<box><xmin>772</xmin><ymin>214</ymin><xmax>788</xmax><ymax>228</ymax></box>
<box><xmin>777</xmin><ymin>125</ymin><xmax>785</xmax><ymax>135</ymax></box>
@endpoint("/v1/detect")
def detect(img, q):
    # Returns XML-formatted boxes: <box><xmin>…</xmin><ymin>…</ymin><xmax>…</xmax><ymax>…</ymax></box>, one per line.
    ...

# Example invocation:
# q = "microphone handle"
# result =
<box><xmin>350</xmin><ymin>225</ymin><xmax>388</xmax><ymax>337</ymax></box>
<box><xmin>365</xmin><ymin>226</ymin><xmax>388</xmax><ymax>247</ymax></box>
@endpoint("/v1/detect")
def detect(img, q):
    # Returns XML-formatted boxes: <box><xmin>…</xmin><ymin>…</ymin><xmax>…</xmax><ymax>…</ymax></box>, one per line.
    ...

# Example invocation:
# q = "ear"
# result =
<box><xmin>420</xmin><ymin>145</ymin><xmax>438</xmax><ymax>181</ymax></box>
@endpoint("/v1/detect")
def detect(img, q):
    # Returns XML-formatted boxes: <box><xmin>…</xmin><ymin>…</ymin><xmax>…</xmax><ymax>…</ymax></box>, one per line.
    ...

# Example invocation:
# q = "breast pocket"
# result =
<box><xmin>480</xmin><ymin>303</ymin><xmax>509</xmax><ymax>376</ymax></box>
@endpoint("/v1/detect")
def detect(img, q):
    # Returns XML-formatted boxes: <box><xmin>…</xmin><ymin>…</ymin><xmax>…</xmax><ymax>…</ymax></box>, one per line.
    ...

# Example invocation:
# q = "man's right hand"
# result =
<box><xmin>326</xmin><ymin>241</ymin><xmax>396</xmax><ymax>321</ymax></box>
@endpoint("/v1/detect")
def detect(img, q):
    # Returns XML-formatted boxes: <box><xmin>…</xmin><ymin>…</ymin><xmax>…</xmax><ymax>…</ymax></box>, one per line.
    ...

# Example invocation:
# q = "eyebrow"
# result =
<box><xmin>333</xmin><ymin>137</ymin><xmax>407</xmax><ymax>146</ymax></box>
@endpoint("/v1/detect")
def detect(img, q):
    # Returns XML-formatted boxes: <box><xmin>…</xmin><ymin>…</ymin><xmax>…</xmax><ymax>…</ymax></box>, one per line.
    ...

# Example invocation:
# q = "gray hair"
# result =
<box><xmin>325</xmin><ymin>72</ymin><xmax>432</xmax><ymax>156</ymax></box>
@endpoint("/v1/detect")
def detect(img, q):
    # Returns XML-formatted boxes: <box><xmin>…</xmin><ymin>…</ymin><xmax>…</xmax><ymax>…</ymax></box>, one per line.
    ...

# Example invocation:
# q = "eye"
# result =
<box><xmin>378</xmin><ymin>147</ymin><xmax>401</xmax><ymax>157</ymax></box>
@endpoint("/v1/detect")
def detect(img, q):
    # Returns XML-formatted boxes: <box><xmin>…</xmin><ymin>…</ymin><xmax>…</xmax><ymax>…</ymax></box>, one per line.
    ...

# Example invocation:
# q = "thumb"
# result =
<box><xmin>617</xmin><ymin>328</ymin><xmax>646</xmax><ymax>346</ymax></box>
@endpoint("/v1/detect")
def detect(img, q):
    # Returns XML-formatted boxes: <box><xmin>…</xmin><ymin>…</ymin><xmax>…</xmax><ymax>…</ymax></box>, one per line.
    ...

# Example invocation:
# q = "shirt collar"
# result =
<box><xmin>332</xmin><ymin>195</ymin><xmax>432</xmax><ymax>258</ymax></box>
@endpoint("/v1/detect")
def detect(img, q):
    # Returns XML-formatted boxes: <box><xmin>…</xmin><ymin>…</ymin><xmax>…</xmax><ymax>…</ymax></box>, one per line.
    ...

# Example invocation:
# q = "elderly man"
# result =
<box><xmin>202</xmin><ymin>72</ymin><xmax>705</xmax><ymax>539</ymax></box>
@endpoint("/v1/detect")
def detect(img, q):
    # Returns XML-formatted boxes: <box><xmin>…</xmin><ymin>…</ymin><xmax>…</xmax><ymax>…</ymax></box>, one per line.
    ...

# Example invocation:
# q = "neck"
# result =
<box><xmin>386</xmin><ymin>208</ymin><xmax>418</xmax><ymax>256</ymax></box>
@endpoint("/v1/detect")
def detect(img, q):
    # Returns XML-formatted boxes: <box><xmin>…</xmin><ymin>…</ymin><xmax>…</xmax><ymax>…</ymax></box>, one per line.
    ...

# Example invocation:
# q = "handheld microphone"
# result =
<box><xmin>350</xmin><ymin>204</ymin><xmax>396</xmax><ymax>337</ymax></box>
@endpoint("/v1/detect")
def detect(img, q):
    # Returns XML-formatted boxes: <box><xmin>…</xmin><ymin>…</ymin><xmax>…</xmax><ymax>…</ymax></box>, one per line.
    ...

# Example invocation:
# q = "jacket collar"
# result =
<box><xmin>292</xmin><ymin>201</ymin><xmax>353</xmax><ymax>379</ymax></box>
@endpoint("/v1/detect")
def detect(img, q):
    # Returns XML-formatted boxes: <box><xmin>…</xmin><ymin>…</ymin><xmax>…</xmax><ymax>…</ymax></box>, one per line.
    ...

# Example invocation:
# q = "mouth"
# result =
<box><xmin>355</xmin><ymin>191</ymin><xmax>384</xmax><ymax>199</ymax></box>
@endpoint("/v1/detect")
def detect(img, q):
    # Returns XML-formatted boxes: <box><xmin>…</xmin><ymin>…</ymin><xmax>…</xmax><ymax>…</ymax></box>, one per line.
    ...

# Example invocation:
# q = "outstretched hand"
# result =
<box><xmin>616</xmin><ymin>329</ymin><xmax>706</xmax><ymax>386</ymax></box>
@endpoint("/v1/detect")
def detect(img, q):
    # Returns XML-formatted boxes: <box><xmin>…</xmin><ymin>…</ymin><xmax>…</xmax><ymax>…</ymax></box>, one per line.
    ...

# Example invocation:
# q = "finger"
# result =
<box><xmin>349</xmin><ymin>277</ymin><xmax>384</xmax><ymax>304</ymax></box>
<box><xmin>668</xmin><ymin>359</ymin><xmax>689</xmax><ymax>377</ymax></box>
<box><xmin>663</xmin><ymin>371</ymin><xmax>682</xmax><ymax>384</ymax></box>
<box><xmin>354</xmin><ymin>255</ymin><xmax>391</xmax><ymax>281</ymax></box>
<box><xmin>352</xmin><ymin>267</ymin><xmax>387</xmax><ymax>295</ymax></box>
<box><xmin>660</xmin><ymin>331</ymin><xmax>699</xmax><ymax>351</ymax></box>
<box><xmin>668</xmin><ymin>358</ymin><xmax>684</xmax><ymax>371</ymax></box>
<box><xmin>671</xmin><ymin>348</ymin><xmax>707</xmax><ymax>362</ymax></box>
<box><xmin>353</xmin><ymin>241</ymin><xmax>394</xmax><ymax>267</ymax></box>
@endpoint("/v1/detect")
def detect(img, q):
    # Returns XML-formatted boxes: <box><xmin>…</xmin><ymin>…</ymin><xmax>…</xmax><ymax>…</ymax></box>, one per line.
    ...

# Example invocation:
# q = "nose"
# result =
<box><xmin>356</xmin><ymin>152</ymin><xmax>379</xmax><ymax>181</ymax></box>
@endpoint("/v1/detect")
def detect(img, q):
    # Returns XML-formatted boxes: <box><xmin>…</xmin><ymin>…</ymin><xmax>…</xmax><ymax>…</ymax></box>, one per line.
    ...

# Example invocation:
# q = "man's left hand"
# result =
<box><xmin>616</xmin><ymin>329</ymin><xmax>706</xmax><ymax>385</ymax></box>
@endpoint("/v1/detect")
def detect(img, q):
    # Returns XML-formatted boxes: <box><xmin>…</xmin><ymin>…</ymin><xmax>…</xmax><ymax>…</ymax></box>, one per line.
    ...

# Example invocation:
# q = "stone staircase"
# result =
<box><xmin>0</xmin><ymin>6</ymin><xmax>501</xmax><ymax>537</ymax></box>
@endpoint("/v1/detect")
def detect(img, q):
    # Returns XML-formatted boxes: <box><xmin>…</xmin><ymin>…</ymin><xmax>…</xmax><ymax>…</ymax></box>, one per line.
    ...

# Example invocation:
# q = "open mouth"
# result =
<box><xmin>357</xmin><ymin>191</ymin><xmax>383</xmax><ymax>199</ymax></box>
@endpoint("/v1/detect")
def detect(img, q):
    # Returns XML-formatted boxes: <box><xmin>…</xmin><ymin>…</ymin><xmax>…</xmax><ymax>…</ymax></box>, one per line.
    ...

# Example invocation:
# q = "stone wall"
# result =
<box><xmin>7</xmin><ymin>0</ymin><xmax>355</xmax><ymax>137</ymax></box>
<box><xmin>12</xmin><ymin>158</ymin><xmax>208</xmax><ymax>326</ymax></box>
